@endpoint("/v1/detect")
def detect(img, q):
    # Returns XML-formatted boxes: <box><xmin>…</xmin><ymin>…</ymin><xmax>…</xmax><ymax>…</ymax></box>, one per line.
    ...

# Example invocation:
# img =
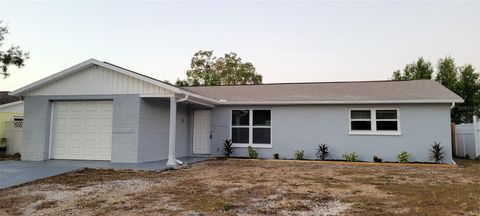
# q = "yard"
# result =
<box><xmin>0</xmin><ymin>159</ymin><xmax>479</xmax><ymax>216</ymax></box>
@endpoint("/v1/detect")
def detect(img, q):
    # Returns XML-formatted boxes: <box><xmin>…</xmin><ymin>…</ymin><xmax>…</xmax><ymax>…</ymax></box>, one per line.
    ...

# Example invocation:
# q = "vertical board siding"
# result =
<box><xmin>26</xmin><ymin>66</ymin><xmax>174</xmax><ymax>96</ymax></box>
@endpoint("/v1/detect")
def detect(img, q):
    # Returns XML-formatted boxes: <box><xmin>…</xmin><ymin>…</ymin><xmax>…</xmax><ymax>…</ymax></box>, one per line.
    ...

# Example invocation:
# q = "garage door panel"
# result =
<box><xmin>51</xmin><ymin>101</ymin><xmax>112</xmax><ymax>161</ymax></box>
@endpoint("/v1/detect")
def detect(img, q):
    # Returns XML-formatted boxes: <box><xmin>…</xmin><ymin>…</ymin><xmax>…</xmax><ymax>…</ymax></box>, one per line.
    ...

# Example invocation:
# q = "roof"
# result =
<box><xmin>182</xmin><ymin>80</ymin><xmax>463</xmax><ymax>105</ymax></box>
<box><xmin>0</xmin><ymin>101</ymin><xmax>24</xmax><ymax>112</ymax></box>
<box><xmin>0</xmin><ymin>91</ymin><xmax>21</xmax><ymax>105</ymax></box>
<box><xmin>10</xmin><ymin>58</ymin><xmax>463</xmax><ymax>105</ymax></box>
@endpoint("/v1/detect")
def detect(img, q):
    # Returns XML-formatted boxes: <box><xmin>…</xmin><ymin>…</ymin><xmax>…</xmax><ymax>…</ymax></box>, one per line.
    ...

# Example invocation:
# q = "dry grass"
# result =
<box><xmin>0</xmin><ymin>158</ymin><xmax>479</xmax><ymax>215</ymax></box>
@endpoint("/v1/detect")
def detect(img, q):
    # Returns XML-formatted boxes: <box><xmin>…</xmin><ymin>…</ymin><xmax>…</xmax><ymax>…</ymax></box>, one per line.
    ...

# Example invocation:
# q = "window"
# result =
<box><xmin>11</xmin><ymin>116</ymin><xmax>24</xmax><ymax>121</ymax></box>
<box><xmin>231</xmin><ymin>109</ymin><xmax>271</xmax><ymax>147</ymax></box>
<box><xmin>349</xmin><ymin>108</ymin><xmax>400</xmax><ymax>135</ymax></box>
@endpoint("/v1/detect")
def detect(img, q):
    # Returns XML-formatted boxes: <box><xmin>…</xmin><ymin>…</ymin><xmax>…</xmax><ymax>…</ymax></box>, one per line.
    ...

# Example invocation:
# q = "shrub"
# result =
<box><xmin>342</xmin><ymin>152</ymin><xmax>358</xmax><ymax>162</ymax></box>
<box><xmin>273</xmin><ymin>153</ymin><xmax>280</xmax><ymax>159</ymax></box>
<box><xmin>373</xmin><ymin>155</ymin><xmax>383</xmax><ymax>163</ymax></box>
<box><xmin>222</xmin><ymin>202</ymin><xmax>234</xmax><ymax>211</ymax></box>
<box><xmin>429</xmin><ymin>142</ymin><xmax>445</xmax><ymax>163</ymax></box>
<box><xmin>397</xmin><ymin>151</ymin><xmax>409</xmax><ymax>163</ymax></box>
<box><xmin>294</xmin><ymin>149</ymin><xmax>304</xmax><ymax>160</ymax></box>
<box><xmin>248</xmin><ymin>146</ymin><xmax>258</xmax><ymax>159</ymax></box>
<box><xmin>315</xmin><ymin>143</ymin><xmax>329</xmax><ymax>160</ymax></box>
<box><xmin>465</xmin><ymin>154</ymin><xmax>470</xmax><ymax>159</ymax></box>
<box><xmin>222</xmin><ymin>139</ymin><xmax>234</xmax><ymax>158</ymax></box>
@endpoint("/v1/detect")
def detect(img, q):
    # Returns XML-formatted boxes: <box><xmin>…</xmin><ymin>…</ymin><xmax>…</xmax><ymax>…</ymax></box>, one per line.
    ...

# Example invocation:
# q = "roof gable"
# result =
<box><xmin>12</xmin><ymin>59</ymin><xmax>181</xmax><ymax>96</ymax></box>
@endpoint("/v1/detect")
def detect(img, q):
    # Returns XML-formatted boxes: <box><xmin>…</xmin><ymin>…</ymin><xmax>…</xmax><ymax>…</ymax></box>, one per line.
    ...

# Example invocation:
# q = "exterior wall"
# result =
<box><xmin>176</xmin><ymin>103</ymin><xmax>191</xmax><ymax>158</ymax></box>
<box><xmin>0</xmin><ymin>112</ymin><xmax>23</xmax><ymax>137</ymax></box>
<box><xmin>22</xmin><ymin>95</ymin><xmax>141</xmax><ymax>163</ymax></box>
<box><xmin>137</xmin><ymin>98</ymin><xmax>191</xmax><ymax>163</ymax></box>
<box><xmin>211</xmin><ymin>104</ymin><xmax>454</xmax><ymax>163</ymax></box>
<box><xmin>25</xmin><ymin>65</ymin><xmax>174</xmax><ymax>96</ymax></box>
<box><xmin>138</xmin><ymin>98</ymin><xmax>169</xmax><ymax>162</ymax></box>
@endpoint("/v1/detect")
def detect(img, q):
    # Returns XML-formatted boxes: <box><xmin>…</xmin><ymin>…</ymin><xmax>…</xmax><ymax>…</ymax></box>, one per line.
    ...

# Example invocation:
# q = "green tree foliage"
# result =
<box><xmin>455</xmin><ymin>65</ymin><xmax>480</xmax><ymax>123</ymax></box>
<box><xmin>176</xmin><ymin>50</ymin><xmax>262</xmax><ymax>86</ymax></box>
<box><xmin>391</xmin><ymin>57</ymin><xmax>433</xmax><ymax>80</ymax></box>
<box><xmin>0</xmin><ymin>21</ymin><xmax>29</xmax><ymax>78</ymax></box>
<box><xmin>392</xmin><ymin>56</ymin><xmax>480</xmax><ymax>123</ymax></box>
<box><xmin>435</xmin><ymin>56</ymin><xmax>457</xmax><ymax>91</ymax></box>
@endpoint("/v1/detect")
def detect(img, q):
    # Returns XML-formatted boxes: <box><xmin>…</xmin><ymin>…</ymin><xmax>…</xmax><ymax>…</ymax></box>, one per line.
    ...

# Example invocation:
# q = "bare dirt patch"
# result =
<box><xmin>0</xmin><ymin>159</ymin><xmax>479</xmax><ymax>215</ymax></box>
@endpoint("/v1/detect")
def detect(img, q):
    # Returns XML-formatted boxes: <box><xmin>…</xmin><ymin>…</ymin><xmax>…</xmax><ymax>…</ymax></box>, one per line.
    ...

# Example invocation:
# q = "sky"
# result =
<box><xmin>0</xmin><ymin>1</ymin><xmax>479</xmax><ymax>91</ymax></box>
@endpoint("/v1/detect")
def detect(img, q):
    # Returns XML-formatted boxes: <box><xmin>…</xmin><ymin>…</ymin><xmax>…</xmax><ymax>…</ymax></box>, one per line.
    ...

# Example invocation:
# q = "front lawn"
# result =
<box><xmin>1</xmin><ymin>158</ymin><xmax>479</xmax><ymax>215</ymax></box>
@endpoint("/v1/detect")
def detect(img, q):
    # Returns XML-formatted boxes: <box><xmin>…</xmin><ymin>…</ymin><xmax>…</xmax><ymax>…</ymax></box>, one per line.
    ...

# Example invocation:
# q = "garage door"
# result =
<box><xmin>51</xmin><ymin>101</ymin><xmax>113</xmax><ymax>160</ymax></box>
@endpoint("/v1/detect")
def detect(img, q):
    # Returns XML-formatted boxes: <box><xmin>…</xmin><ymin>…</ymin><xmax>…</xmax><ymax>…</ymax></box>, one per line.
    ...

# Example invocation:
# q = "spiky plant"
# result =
<box><xmin>223</xmin><ymin>139</ymin><xmax>234</xmax><ymax>158</ymax></box>
<box><xmin>430</xmin><ymin>141</ymin><xmax>445</xmax><ymax>163</ymax></box>
<box><xmin>315</xmin><ymin>143</ymin><xmax>329</xmax><ymax>160</ymax></box>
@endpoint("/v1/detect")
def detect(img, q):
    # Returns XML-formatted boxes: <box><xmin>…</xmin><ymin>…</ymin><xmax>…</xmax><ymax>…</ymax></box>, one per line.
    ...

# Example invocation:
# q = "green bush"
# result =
<box><xmin>222</xmin><ymin>139</ymin><xmax>234</xmax><ymax>158</ymax></box>
<box><xmin>248</xmin><ymin>146</ymin><xmax>258</xmax><ymax>159</ymax></box>
<box><xmin>397</xmin><ymin>151</ymin><xmax>409</xmax><ymax>163</ymax></box>
<box><xmin>294</xmin><ymin>149</ymin><xmax>304</xmax><ymax>160</ymax></box>
<box><xmin>342</xmin><ymin>152</ymin><xmax>358</xmax><ymax>162</ymax></box>
<box><xmin>373</xmin><ymin>155</ymin><xmax>383</xmax><ymax>163</ymax></box>
<box><xmin>222</xmin><ymin>202</ymin><xmax>234</xmax><ymax>211</ymax></box>
<box><xmin>315</xmin><ymin>143</ymin><xmax>329</xmax><ymax>160</ymax></box>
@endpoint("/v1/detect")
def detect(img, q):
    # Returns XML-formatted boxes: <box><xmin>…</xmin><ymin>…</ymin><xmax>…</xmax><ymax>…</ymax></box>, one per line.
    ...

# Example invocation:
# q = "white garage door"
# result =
<box><xmin>51</xmin><ymin>101</ymin><xmax>113</xmax><ymax>160</ymax></box>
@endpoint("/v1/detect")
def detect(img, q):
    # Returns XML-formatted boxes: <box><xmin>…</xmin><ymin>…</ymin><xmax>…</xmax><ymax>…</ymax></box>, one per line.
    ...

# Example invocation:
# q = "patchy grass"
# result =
<box><xmin>0</xmin><ymin>158</ymin><xmax>479</xmax><ymax>215</ymax></box>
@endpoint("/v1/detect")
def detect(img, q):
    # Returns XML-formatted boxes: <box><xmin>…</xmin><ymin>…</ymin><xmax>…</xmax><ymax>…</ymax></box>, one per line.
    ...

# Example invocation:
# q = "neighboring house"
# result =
<box><xmin>0</xmin><ymin>101</ymin><xmax>24</xmax><ymax>138</ymax></box>
<box><xmin>11</xmin><ymin>59</ymin><xmax>463</xmax><ymax>164</ymax></box>
<box><xmin>0</xmin><ymin>100</ymin><xmax>24</xmax><ymax>155</ymax></box>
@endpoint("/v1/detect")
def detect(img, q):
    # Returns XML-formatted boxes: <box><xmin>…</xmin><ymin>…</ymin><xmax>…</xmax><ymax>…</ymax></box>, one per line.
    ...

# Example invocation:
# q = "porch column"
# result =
<box><xmin>166</xmin><ymin>97</ymin><xmax>177</xmax><ymax>166</ymax></box>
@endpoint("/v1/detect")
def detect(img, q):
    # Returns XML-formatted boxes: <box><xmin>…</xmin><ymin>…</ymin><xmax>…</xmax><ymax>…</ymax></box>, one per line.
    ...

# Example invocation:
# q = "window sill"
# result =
<box><xmin>232</xmin><ymin>144</ymin><xmax>273</xmax><ymax>149</ymax></box>
<box><xmin>348</xmin><ymin>131</ymin><xmax>401</xmax><ymax>136</ymax></box>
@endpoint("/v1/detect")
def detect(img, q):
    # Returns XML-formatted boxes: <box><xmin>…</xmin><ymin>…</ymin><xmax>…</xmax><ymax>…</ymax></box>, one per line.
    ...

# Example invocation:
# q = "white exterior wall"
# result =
<box><xmin>25</xmin><ymin>65</ymin><xmax>174</xmax><ymax>96</ymax></box>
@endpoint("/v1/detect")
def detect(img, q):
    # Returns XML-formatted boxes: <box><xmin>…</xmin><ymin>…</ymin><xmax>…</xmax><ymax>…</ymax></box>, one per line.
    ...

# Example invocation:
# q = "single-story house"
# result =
<box><xmin>0</xmin><ymin>100</ymin><xmax>24</xmax><ymax>155</ymax></box>
<box><xmin>11</xmin><ymin>59</ymin><xmax>463</xmax><ymax>164</ymax></box>
<box><xmin>0</xmin><ymin>91</ymin><xmax>23</xmax><ymax>138</ymax></box>
<box><xmin>0</xmin><ymin>100</ymin><xmax>24</xmax><ymax>137</ymax></box>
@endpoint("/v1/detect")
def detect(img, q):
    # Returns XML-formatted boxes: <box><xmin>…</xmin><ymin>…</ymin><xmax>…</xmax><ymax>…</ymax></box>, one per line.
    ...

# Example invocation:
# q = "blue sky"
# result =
<box><xmin>0</xmin><ymin>1</ymin><xmax>479</xmax><ymax>90</ymax></box>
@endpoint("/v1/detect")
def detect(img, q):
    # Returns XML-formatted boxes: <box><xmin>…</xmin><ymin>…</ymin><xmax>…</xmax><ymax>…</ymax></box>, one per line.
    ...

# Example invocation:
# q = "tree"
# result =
<box><xmin>435</xmin><ymin>56</ymin><xmax>458</xmax><ymax>91</ymax></box>
<box><xmin>0</xmin><ymin>21</ymin><xmax>29</xmax><ymax>78</ymax></box>
<box><xmin>391</xmin><ymin>56</ymin><xmax>480</xmax><ymax>123</ymax></box>
<box><xmin>455</xmin><ymin>65</ymin><xmax>480</xmax><ymax>123</ymax></box>
<box><xmin>176</xmin><ymin>50</ymin><xmax>262</xmax><ymax>86</ymax></box>
<box><xmin>391</xmin><ymin>57</ymin><xmax>434</xmax><ymax>80</ymax></box>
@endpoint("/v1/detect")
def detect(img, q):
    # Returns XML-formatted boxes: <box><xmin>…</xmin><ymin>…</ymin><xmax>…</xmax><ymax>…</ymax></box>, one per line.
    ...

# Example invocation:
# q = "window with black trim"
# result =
<box><xmin>349</xmin><ymin>108</ymin><xmax>400</xmax><ymax>135</ymax></box>
<box><xmin>231</xmin><ymin>109</ymin><xmax>271</xmax><ymax>147</ymax></box>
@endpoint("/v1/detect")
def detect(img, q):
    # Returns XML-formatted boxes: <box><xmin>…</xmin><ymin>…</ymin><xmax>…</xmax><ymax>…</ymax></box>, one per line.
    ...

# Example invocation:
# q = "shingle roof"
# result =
<box><xmin>181</xmin><ymin>80</ymin><xmax>463</xmax><ymax>104</ymax></box>
<box><xmin>0</xmin><ymin>91</ymin><xmax>21</xmax><ymax>105</ymax></box>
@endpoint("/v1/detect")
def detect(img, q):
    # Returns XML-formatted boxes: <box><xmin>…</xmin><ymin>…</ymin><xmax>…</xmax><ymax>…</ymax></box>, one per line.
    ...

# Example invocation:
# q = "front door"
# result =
<box><xmin>193</xmin><ymin>110</ymin><xmax>212</xmax><ymax>154</ymax></box>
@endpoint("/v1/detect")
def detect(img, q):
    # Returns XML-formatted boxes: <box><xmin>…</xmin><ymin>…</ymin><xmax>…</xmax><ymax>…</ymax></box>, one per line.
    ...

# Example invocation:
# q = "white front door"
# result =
<box><xmin>193</xmin><ymin>110</ymin><xmax>212</xmax><ymax>154</ymax></box>
<box><xmin>51</xmin><ymin>101</ymin><xmax>113</xmax><ymax>160</ymax></box>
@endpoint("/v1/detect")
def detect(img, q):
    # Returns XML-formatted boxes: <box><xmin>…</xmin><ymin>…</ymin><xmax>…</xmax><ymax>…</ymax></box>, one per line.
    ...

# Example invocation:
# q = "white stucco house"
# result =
<box><xmin>11</xmin><ymin>59</ymin><xmax>463</xmax><ymax>164</ymax></box>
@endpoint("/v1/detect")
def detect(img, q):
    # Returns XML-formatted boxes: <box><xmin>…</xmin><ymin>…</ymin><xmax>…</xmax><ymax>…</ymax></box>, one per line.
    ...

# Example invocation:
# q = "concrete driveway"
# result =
<box><xmin>0</xmin><ymin>157</ymin><xmax>207</xmax><ymax>189</ymax></box>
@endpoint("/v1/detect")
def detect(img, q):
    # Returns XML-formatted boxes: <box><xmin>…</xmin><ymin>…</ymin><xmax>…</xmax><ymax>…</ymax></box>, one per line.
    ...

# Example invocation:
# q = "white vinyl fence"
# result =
<box><xmin>455</xmin><ymin>116</ymin><xmax>480</xmax><ymax>159</ymax></box>
<box><xmin>4</xmin><ymin>120</ymin><xmax>23</xmax><ymax>155</ymax></box>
